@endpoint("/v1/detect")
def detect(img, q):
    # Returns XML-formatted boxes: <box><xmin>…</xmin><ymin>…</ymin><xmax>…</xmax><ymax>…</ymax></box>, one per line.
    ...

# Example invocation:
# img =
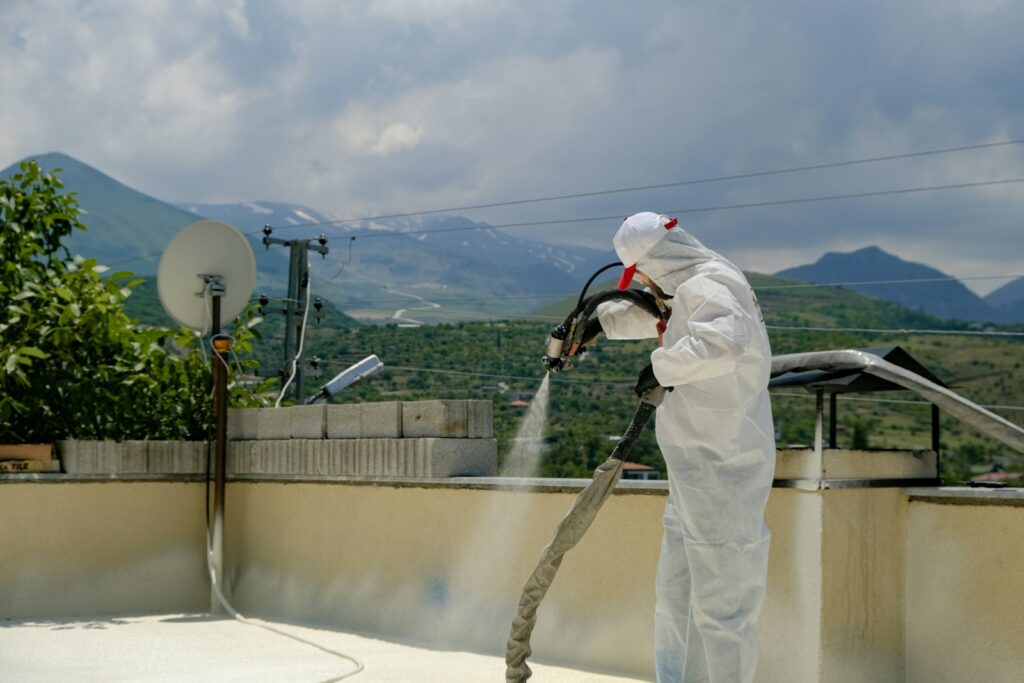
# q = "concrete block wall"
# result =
<box><xmin>59</xmin><ymin>440</ymin><xmax>208</xmax><ymax>475</ymax></box>
<box><xmin>227</xmin><ymin>438</ymin><xmax>496</xmax><ymax>478</ymax></box>
<box><xmin>58</xmin><ymin>400</ymin><xmax>496</xmax><ymax>478</ymax></box>
<box><xmin>402</xmin><ymin>400</ymin><xmax>493</xmax><ymax>438</ymax></box>
<box><xmin>325</xmin><ymin>402</ymin><xmax>403</xmax><ymax>439</ymax></box>
<box><xmin>227</xmin><ymin>400</ymin><xmax>492</xmax><ymax>441</ymax></box>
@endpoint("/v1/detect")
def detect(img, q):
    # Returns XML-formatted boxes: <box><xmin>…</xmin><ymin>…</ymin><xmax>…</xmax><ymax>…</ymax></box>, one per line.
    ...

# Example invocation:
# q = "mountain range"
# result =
<box><xmin>4</xmin><ymin>152</ymin><xmax>1024</xmax><ymax>324</ymax></box>
<box><xmin>776</xmin><ymin>246</ymin><xmax>1023</xmax><ymax>324</ymax></box>
<box><xmin>3</xmin><ymin>153</ymin><xmax>616</xmax><ymax>322</ymax></box>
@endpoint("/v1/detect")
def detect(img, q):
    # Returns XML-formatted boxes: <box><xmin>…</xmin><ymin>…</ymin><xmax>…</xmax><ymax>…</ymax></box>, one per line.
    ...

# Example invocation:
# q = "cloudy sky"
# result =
<box><xmin>2</xmin><ymin>0</ymin><xmax>1023</xmax><ymax>292</ymax></box>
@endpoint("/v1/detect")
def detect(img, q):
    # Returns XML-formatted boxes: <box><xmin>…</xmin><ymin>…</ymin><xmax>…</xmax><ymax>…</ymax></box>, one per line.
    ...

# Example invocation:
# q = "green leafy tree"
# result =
<box><xmin>0</xmin><ymin>160</ymin><xmax>265</xmax><ymax>442</ymax></box>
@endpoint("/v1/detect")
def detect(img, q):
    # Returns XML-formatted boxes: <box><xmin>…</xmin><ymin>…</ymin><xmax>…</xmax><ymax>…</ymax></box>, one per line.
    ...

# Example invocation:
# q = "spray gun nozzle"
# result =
<box><xmin>542</xmin><ymin>355</ymin><xmax>565</xmax><ymax>373</ymax></box>
<box><xmin>542</xmin><ymin>324</ymin><xmax>569</xmax><ymax>373</ymax></box>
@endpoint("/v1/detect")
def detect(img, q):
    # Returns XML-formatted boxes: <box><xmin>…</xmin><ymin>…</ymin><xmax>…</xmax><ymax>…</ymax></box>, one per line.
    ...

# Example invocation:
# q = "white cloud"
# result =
<box><xmin>373</xmin><ymin>123</ymin><xmax>425</xmax><ymax>155</ymax></box>
<box><xmin>1</xmin><ymin>0</ymin><xmax>1023</xmax><ymax>280</ymax></box>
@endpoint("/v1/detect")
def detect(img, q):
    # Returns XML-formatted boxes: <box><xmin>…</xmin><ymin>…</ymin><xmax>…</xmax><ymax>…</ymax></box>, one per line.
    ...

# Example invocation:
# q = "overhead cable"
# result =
<box><xmin>105</xmin><ymin>175</ymin><xmax>1024</xmax><ymax>270</ymax></box>
<box><xmin>766</xmin><ymin>325</ymin><xmax>1024</xmax><ymax>337</ymax></box>
<box><xmin>263</xmin><ymin>138</ymin><xmax>1024</xmax><ymax>231</ymax></box>
<box><xmin>754</xmin><ymin>274</ymin><xmax>1024</xmax><ymax>290</ymax></box>
<box><xmin>357</xmin><ymin>367</ymin><xmax>1024</xmax><ymax>412</ymax></box>
<box><xmin>313</xmin><ymin>311</ymin><xmax>1024</xmax><ymax>336</ymax></box>
<box><xmin>771</xmin><ymin>391</ymin><xmax>1024</xmax><ymax>413</ymax></box>
<box><xmin>291</xmin><ymin>289</ymin><xmax>1024</xmax><ymax>334</ymax></box>
<box><xmin>385</xmin><ymin>365</ymin><xmax>634</xmax><ymax>387</ymax></box>
<box><xmin>305</xmin><ymin>273</ymin><xmax>1024</xmax><ymax>309</ymax></box>
<box><xmin>260</xmin><ymin>177</ymin><xmax>1024</xmax><ymax>241</ymax></box>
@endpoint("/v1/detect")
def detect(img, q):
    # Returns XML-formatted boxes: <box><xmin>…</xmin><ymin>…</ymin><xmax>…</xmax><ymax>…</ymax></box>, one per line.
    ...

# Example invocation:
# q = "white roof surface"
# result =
<box><xmin>0</xmin><ymin>614</ymin><xmax>647</xmax><ymax>682</ymax></box>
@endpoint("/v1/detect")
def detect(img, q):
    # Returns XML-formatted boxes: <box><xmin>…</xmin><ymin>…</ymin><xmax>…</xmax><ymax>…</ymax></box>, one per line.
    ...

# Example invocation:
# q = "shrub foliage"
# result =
<box><xmin>0</xmin><ymin>161</ymin><xmax>261</xmax><ymax>442</ymax></box>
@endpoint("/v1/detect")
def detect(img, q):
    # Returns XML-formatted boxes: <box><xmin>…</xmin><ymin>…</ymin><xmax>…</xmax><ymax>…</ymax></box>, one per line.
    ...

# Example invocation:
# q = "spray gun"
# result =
<box><xmin>542</xmin><ymin>263</ymin><xmax>667</xmax><ymax>374</ymax></box>
<box><xmin>541</xmin><ymin>324</ymin><xmax>570</xmax><ymax>373</ymax></box>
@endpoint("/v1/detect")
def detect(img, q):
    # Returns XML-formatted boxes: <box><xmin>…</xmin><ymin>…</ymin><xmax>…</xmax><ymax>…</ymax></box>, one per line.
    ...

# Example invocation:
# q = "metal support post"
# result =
<box><xmin>210</xmin><ymin>289</ymin><xmax>228</xmax><ymax>613</ymax></box>
<box><xmin>814</xmin><ymin>388</ymin><xmax>824</xmax><ymax>460</ymax></box>
<box><xmin>829</xmin><ymin>392</ymin><xmax>838</xmax><ymax>449</ymax></box>
<box><xmin>295</xmin><ymin>248</ymin><xmax>310</xmax><ymax>401</ymax></box>
<box><xmin>283</xmin><ymin>242</ymin><xmax>302</xmax><ymax>396</ymax></box>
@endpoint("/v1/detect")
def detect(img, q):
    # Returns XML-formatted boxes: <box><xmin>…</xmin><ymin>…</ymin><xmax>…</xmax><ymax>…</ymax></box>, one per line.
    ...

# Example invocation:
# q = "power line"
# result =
<box><xmin>103</xmin><ymin>175</ymin><xmax>1024</xmax><ymax>270</ymax></box>
<box><xmin>333</xmin><ymin>365</ymin><xmax>1024</xmax><ymax>412</ymax></box>
<box><xmin>305</xmin><ymin>273</ymin><xmax>1024</xmax><ymax>309</ymax></box>
<box><xmin>272</xmin><ymin>176</ymin><xmax>1024</xmax><ymax>242</ymax></box>
<box><xmin>384</xmin><ymin>365</ymin><xmax>634</xmax><ymax>387</ymax></box>
<box><xmin>326</xmin><ymin>236</ymin><xmax>356</xmax><ymax>283</ymax></box>
<box><xmin>755</xmin><ymin>274</ymin><xmax>1024</xmax><ymax>290</ymax></box>
<box><xmin>263</xmin><ymin>138</ymin><xmax>1024</xmax><ymax>231</ymax></box>
<box><xmin>108</xmin><ymin>252</ymin><xmax>160</xmax><ymax>267</ymax></box>
<box><xmin>328</xmin><ymin>302</ymin><xmax>1024</xmax><ymax>335</ymax></box>
<box><xmin>766</xmin><ymin>325</ymin><xmax>1024</xmax><ymax>337</ymax></box>
<box><xmin>771</xmin><ymin>391</ymin><xmax>1024</xmax><ymax>413</ymax></box>
<box><xmin>274</xmin><ymin>176</ymin><xmax>1024</xmax><ymax>242</ymax></box>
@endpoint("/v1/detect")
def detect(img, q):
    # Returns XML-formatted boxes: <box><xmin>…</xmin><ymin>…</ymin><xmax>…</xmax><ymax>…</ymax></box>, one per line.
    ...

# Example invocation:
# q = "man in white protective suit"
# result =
<box><xmin>593</xmin><ymin>212</ymin><xmax>775</xmax><ymax>683</ymax></box>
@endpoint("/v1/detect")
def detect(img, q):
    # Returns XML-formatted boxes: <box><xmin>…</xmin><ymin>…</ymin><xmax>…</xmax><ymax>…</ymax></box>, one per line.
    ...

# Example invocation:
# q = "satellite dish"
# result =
<box><xmin>157</xmin><ymin>220</ymin><xmax>256</xmax><ymax>332</ymax></box>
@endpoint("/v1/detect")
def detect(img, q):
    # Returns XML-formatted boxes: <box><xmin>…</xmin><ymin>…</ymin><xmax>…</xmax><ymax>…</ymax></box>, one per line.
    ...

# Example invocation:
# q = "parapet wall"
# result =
<box><xmin>3</xmin><ymin>465</ymin><xmax>1023</xmax><ymax>680</ymax></box>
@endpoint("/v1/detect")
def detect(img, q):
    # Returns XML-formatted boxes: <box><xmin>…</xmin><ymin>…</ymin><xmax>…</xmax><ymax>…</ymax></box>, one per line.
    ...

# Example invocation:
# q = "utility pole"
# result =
<box><xmin>259</xmin><ymin>225</ymin><xmax>329</xmax><ymax>403</ymax></box>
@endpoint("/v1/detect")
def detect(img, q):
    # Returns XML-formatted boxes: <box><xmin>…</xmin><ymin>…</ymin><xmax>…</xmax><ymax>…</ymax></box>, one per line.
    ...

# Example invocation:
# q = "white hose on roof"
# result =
<box><xmin>206</xmin><ymin>531</ymin><xmax>364</xmax><ymax>682</ymax></box>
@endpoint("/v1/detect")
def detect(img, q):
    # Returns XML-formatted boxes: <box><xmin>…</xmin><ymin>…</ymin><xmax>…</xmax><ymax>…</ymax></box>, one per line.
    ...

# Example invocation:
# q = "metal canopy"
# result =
<box><xmin>770</xmin><ymin>347</ymin><xmax>948</xmax><ymax>456</ymax></box>
<box><xmin>769</xmin><ymin>346</ymin><xmax>947</xmax><ymax>393</ymax></box>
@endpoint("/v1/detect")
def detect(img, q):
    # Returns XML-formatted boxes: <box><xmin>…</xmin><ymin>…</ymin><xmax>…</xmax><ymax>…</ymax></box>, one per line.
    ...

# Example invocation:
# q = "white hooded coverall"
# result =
<box><xmin>596</xmin><ymin>215</ymin><xmax>775</xmax><ymax>683</ymax></box>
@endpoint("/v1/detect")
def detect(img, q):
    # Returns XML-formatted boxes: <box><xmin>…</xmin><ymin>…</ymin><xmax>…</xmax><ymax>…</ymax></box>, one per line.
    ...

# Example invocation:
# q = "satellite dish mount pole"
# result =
<box><xmin>203</xmin><ymin>273</ymin><xmax>230</xmax><ymax>613</ymax></box>
<box><xmin>158</xmin><ymin>220</ymin><xmax>255</xmax><ymax>615</ymax></box>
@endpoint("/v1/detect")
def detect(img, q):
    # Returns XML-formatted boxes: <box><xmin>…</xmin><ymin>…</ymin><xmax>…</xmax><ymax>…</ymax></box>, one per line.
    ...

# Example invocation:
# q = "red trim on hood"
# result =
<box><xmin>617</xmin><ymin>264</ymin><xmax>636</xmax><ymax>290</ymax></box>
<box><xmin>664</xmin><ymin>217</ymin><xmax>678</xmax><ymax>229</ymax></box>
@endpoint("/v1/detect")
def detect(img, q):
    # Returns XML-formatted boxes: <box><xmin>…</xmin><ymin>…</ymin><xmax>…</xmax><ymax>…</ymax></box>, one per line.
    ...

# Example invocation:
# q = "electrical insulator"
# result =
<box><xmin>310</xmin><ymin>356</ymin><xmax>321</xmax><ymax>371</ymax></box>
<box><xmin>317</xmin><ymin>233</ymin><xmax>328</xmax><ymax>247</ymax></box>
<box><xmin>263</xmin><ymin>225</ymin><xmax>273</xmax><ymax>237</ymax></box>
<box><xmin>313</xmin><ymin>297</ymin><xmax>323</xmax><ymax>312</ymax></box>
<box><xmin>258</xmin><ymin>292</ymin><xmax>269</xmax><ymax>312</ymax></box>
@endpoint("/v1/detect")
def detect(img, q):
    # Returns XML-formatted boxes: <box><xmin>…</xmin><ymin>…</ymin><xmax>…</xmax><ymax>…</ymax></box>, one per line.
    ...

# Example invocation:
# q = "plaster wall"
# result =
<box><xmin>0</xmin><ymin>482</ymin><xmax>208</xmax><ymax>619</ymax></box>
<box><xmin>820</xmin><ymin>489</ymin><xmax>907</xmax><ymax>682</ymax></box>
<box><xmin>224</xmin><ymin>482</ymin><xmax>664</xmax><ymax>678</ymax></box>
<box><xmin>905</xmin><ymin>500</ymin><xmax>1024</xmax><ymax>683</ymax></box>
<box><xmin>5</xmin><ymin>476</ymin><xmax>1021</xmax><ymax>682</ymax></box>
<box><xmin>224</xmin><ymin>481</ymin><xmax>824</xmax><ymax>681</ymax></box>
<box><xmin>758</xmin><ymin>490</ymin><xmax>823</xmax><ymax>683</ymax></box>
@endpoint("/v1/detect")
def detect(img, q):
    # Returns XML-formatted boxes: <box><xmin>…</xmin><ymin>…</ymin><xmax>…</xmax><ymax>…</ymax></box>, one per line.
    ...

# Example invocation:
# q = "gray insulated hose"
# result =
<box><xmin>505</xmin><ymin>387</ymin><xmax>666</xmax><ymax>683</ymax></box>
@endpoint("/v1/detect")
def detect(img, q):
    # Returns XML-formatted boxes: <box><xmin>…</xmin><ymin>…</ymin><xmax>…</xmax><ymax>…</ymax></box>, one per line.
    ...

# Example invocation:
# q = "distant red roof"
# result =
<box><xmin>621</xmin><ymin>462</ymin><xmax>657</xmax><ymax>471</ymax></box>
<box><xmin>971</xmin><ymin>471</ymin><xmax>1022</xmax><ymax>483</ymax></box>
<box><xmin>508</xmin><ymin>400</ymin><xmax>530</xmax><ymax>408</ymax></box>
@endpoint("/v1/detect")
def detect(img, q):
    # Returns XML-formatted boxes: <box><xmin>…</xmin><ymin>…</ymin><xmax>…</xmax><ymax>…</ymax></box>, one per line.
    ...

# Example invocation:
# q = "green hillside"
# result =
<box><xmin>122</xmin><ymin>276</ymin><xmax>358</xmax><ymax>333</ymax></box>
<box><xmin>119</xmin><ymin>259</ymin><xmax>1024</xmax><ymax>483</ymax></box>
<box><xmin>1</xmin><ymin>153</ymin><xmax>201</xmax><ymax>272</ymax></box>
<box><xmin>17</xmin><ymin>156</ymin><xmax>1019</xmax><ymax>483</ymax></box>
<box><xmin>292</xmin><ymin>321</ymin><xmax>1024</xmax><ymax>484</ymax></box>
<box><xmin>198</xmin><ymin>280</ymin><xmax>1021</xmax><ymax>484</ymax></box>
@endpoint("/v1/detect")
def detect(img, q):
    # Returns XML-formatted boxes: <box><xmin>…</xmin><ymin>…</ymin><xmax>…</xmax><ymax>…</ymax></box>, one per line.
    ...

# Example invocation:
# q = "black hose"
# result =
<box><xmin>580</xmin><ymin>288</ymin><xmax>663</xmax><ymax>322</ymax></box>
<box><xmin>574</xmin><ymin>262</ymin><xmax>621</xmax><ymax>313</ymax></box>
<box><xmin>560</xmin><ymin>288</ymin><xmax>664</xmax><ymax>331</ymax></box>
<box><xmin>609</xmin><ymin>400</ymin><xmax>658</xmax><ymax>460</ymax></box>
